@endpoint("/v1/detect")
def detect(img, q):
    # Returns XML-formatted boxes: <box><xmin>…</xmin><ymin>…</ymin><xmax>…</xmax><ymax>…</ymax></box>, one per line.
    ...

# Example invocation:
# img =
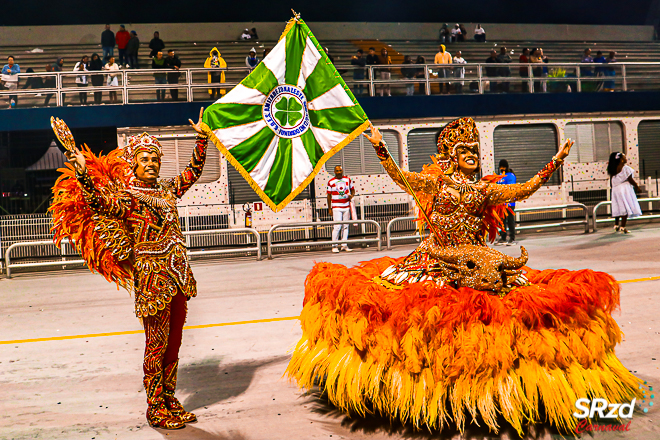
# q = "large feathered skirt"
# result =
<box><xmin>285</xmin><ymin>256</ymin><xmax>641</xmax><ymax>435</ymax></box>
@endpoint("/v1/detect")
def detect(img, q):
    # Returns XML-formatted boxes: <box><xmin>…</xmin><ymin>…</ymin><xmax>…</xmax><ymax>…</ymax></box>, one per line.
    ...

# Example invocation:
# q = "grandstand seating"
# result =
<box><xmin>1</xmin><ymin>38</ymin><xmax>660</xmax><ymax>107</ymax></box>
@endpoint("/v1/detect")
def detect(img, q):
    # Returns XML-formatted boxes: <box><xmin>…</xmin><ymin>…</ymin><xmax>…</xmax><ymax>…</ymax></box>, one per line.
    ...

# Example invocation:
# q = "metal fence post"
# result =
<box><xmin>528</xmin><ymin>65</ymin><xmax>534</xmax><ymax>93</ymax></box>
<box><xmin>576</xmin><ymin>65</ymin><xmax>581</xmax><ymax>93</ymax></box>
<box><xmin>187</xmin><ymin>69</ymin><xmax>193</xmax><ymax>102</ymax></box>
<box><xmin>424</xmin><ymin>65</ymin><xmax>431</xmax><ymax>95</ymax></box>
<box><xmin>56</xmin><ymin>73</ymin><xmax>62</xmax><ymax>106</ymax></box>
<box><xmin>621</xmin><ymin>64</ymin><xmax>627</xmax><ymax>92</ymax></box>
<box><xmin>369</xmin><ymin>67</ymin><xmax>375</xmax><ymax>97</ymax></box>
<box><xmin>122</xmin><ymin>71</ymin><xmax>128</xmax><ymax>104</ymax></box>
<box><xmin>477</xmin><ymin>65</ymin><xmax>483</xmax><ymax>94</ymax></box>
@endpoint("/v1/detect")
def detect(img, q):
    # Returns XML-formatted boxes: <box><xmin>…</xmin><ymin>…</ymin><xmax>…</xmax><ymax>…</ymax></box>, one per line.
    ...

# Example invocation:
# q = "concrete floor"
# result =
<box><xmin>1</xmin><ymin>225</ymin><xmax>659</xmax><ymax>440</ymax></box>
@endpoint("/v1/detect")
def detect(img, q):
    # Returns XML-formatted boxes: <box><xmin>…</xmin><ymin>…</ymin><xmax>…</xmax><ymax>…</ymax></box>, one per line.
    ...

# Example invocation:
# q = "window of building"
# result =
<box><xmin>157</xmin><ymin>136</ymin><xmax>221</xmax><ymax>184</ymax></box>
<box><xmin>564</xmin><ymin>122</ymin><xmax>623</xmax><ymax>163</ymax></box>
<box><xmin>325</xmin><ymin>130</ymin><xmax>400</xmax><ymax>175</ymax></box>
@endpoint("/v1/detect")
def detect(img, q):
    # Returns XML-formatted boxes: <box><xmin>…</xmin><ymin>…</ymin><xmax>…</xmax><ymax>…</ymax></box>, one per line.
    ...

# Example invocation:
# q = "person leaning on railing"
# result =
<box><xmin>89</xmin><ymin>53</ymin><xmax>104</xmax><ymax>105</ymax></box>
<box><xmin>1</xmin><ymin>56</ymin><xmax>20</xmax><ymax>108</ymax></box>
<box><xmin>73</xmin><ymin>55</ymin><xmax>89</xmax><ymax>105</ymax></box>
<box><xmin>104</xmin><ymin>56</ymin><xmax>120</xmax><ymax>104</ymax></box>
<box><xmin>152</xmin><ymin>52</ymin><xmax>167</xmax><ymax>102</ymax></box>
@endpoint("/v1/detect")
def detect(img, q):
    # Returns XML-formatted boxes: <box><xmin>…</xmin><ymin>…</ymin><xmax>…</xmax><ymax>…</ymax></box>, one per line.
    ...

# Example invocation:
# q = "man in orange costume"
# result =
<box><xmin>61</xmin><ymin>109</ymin><xmax>209</xmax><ymax>429</ymax></box>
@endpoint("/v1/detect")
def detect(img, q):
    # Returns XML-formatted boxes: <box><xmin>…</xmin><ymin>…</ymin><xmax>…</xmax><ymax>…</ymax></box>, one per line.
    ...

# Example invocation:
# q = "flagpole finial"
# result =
<box><xmin>291</xmin><ymin>9</ymin><xmax>301</xmax><ymax>19</ymax></box>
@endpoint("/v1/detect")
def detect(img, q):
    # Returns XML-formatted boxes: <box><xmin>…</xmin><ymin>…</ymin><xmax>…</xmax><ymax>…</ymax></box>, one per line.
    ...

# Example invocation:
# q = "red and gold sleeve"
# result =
<box><xmin>76</xmin><ymin>170</ymin><xmax>132</xmax><ymax>218</ymax></box>
<box><xmin>486</xmin><ymin>158</ymin><xmax>560</xmax><ymax>206</ymax></box>
<box><xmin>170</xmin><ymin>135</ymin><xmax>208</xmax><ymax>198</ymax></box>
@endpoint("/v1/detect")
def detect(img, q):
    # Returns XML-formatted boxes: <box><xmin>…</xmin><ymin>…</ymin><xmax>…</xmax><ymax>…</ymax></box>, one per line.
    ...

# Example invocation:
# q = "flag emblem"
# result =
<box><xmin>202</xmin><ymin>16</ymin><xmax>370</xmax><ymax>212</ymax></box>
<box><xmin>262</xmin><ymin>85</ymin><xmax>311</xmax><ymax>138</ymax></box>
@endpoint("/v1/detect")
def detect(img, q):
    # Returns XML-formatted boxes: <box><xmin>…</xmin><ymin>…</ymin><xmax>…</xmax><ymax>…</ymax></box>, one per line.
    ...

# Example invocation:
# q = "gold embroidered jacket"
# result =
<box><xmin>77</xmin><ymin>137</ymin><xmax>208</xmax><ymax>317</ymax></box>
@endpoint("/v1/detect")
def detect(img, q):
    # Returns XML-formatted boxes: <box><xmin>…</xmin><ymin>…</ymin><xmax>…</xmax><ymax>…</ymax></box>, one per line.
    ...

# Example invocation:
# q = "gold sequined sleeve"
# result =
<box><xmin>486</xmin><ymin>159</ymin><xmax>559</xmax><ymax>206</ymax></box>
<box><xmin>169</xmin><ymin>136</ymin><xmax>208</xmax><ymax>198</ymax></box>
<box><xmin>381</xmin><ymin>156</ymin><xmax>437</xmax><ymax>195</ymax></box>
<box><xmin>77</xmin><ymin>170</ymin><xmax>132</xmax><ymax>219</ymax></box>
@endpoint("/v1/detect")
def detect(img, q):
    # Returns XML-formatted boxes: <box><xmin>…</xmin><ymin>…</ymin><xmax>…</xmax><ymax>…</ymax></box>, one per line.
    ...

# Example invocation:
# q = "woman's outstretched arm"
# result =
<box><xmin>486</xmin><ymin>139</ymin><xmax>574</xmax><ymax>206</ymax></box>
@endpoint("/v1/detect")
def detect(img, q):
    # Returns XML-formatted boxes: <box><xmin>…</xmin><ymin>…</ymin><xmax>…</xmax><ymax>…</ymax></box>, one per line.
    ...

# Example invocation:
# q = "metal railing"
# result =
<box><xmin>266</xmin><ymin>220</ymin><xmax>382</xmax><ymax>259</ymax></box>
<box><xmin>385</xmin><ymin>203</ymin><xmax>590</xmax><ymax>249</ymax></box>
<box><xmin>514</xmin><ymin>203</ymin><xmax>590</xmax><ymax>233</ymax></box>
<box><xmin>386</xmin><ymin>216</ymin><xmax>427</xmax><ymax>250</ymax></box>
<box><xmin>4</xmin><ymin>227</ymin><xmax>261</xmax><ymax>278</ymax></box>
<box><xmin>592</xmin><ymin>198</ymin><xmax>660</xmax><ymax>231</ymax></box>
<box><xmin>2</xmin><ymin>62</ymin><xmax>659</xmax><ymax>107</ymax></box>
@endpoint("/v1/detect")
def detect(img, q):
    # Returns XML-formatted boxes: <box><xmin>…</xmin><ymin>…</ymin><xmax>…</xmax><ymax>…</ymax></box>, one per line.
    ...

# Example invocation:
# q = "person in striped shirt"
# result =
<box><xmin>327</xmin><ymin>165</ymin><xmax>355</xmax><ymax>253</ymax></box>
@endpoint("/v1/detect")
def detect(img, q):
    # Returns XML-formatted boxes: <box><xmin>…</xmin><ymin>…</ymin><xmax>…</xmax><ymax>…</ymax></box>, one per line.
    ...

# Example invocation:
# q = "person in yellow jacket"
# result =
<box><xmin>204</xmin><ymin>47</ymin><xmax>226</xmax><ymax>99</ymax></box>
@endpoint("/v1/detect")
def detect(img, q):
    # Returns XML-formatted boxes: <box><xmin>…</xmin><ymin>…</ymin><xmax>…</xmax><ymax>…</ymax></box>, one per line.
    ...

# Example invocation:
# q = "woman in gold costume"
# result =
<box><xmin>286</xmin><ymin>117</ymin><xmax>641</xmax><ymax>435</ymax></box>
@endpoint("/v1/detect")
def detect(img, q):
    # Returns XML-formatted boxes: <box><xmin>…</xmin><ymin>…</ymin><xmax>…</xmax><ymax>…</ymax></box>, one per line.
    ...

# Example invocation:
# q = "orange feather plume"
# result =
<box><xmin>49</xmin><ymin>145</ymin><xmax>134</xmax><ymax>289</ymax></box>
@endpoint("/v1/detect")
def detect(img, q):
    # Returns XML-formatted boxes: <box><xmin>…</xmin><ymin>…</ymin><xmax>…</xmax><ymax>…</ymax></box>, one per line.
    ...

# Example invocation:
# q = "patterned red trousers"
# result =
<box><xmin>142</xmin><ymin>290</ymin><xmax>187</xmax><ymax>376</ymax></box>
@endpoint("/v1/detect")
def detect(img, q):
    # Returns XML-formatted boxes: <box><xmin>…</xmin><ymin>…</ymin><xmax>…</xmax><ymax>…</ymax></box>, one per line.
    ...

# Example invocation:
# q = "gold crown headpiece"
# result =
<box><xmin>122</xmin><ymin>133</ymin><xmax>163</xmax><ymax>164</ymax></box>
<box><xmin>436</xmin><ymin>117</ymin><xmax>480</xmax><ymax>160</ymax></box>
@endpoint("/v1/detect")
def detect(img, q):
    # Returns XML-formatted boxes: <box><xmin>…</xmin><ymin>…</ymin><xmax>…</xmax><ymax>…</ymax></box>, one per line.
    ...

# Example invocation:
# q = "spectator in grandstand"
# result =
<box><xmin>593</xmin><ymin>50</ymin><xmax>607</xmax><ymax>91</ymax></box>
<box><xmin>43</xmin><ymin>63</ymin><xmax>56</xmax><ymax>105</ymax></box>
<box><xmin>434</xmin><ymin>45</ymin><xmax>452</xmax><ymax>94</ymax></box>
<box><xmin>73</xmin><ymin>55</ymin><xmax>89</xmax><ymax>105</ymax></box>
<box><xmin>101</xmin><ymin>24</ymin><xmax>115</xmax><ymax>63</ymax></box>
<box><xmin>116</xmin><ymin>25</ymin><xmax>131</xmax><ymax>67</ymax></box>
<box><xmin>152</xmin><ymin>51</ymin><xmax>167</xmax><ymax>102</ymax></box>
<box><xmin>263</xmin><ymin>48</ymin><xmax>272</xmax><ymax>60</ymax></box>
<box><xmin>415</xmin><ymin>55</ymin><xmax>426</xmax><ymax>94</ymax></box>
<box><xmin>149</xmin><ymin>32</ymin><xmax>165</xmax><ymax>58</ymax></box>
<box><xmin>604</xmin><ymin>51</ymin><xmax>617</xmax><ymax>92</ymax></box>
<box><xmin>327</xmin><ymin>165</ymin><xmax>355</xmax><ymax>253</ymax></box>
<box><xmin>2</xmin><ymin>56</ymin><xmax>20</xmax><ymax>108</ymax></box>
<box><xmin>205</xmin><ymin>48</ymin><xmax>226</xmax><ymax>99</ymax></box>
<box><xmin>104</xmin><ymin>56</ymin><xmax>120</xmax><ymax>104</ymax></box>
<box><xmin>324</xmin><ymin>47</ymin><xmax>334</xmax><ymax>64</ymax></box>
<box><xmin>52</xmin><ymin>57</ymin><xmax>65</xmax><ymax>103</ymax></box>
<box><xmin>401</xmin><ymin>55</ymin><xmax>416</xmax><ymax>96</ymax></box>
<box><xmin>579</xmin><ymin>48</ymin><xmax>594</xmax><ymax>79</ymax></box>
<box><xmin>607</xmin><ymin>152</ymin><xmax>641</xmax><ymax>234</ymax></box>
<box><xmin>240</xmin><ymin>29</ymin><xmax>252</xmax><ymax>40</ymax></box>
<box><xmin>497</xmin><ymin>47</ymin><xmax>512</xmax><ymax>93</ymax></box>
<box><xmin>474</xmin><ymin>24</ymin><xmax>486</xmax><ymax>42</ymax></box>
<box><xmin>378</xmin><ymin>48</ymin><xmax>392</xmax><ymax>97</ymax></box>
<box><xmin>530</xmin><ymin>48</ymin><xmax>547</xmax><ymax>92</ymax></box>
<box><xmin>459</xmin><ymin>24</ymin><xmax>467</xmax><ymax>42</ymax></box>
<box><xmin>450</xmin><ymin>24</ymin><xmax>461</xmax><ymax>43</ymax></box>
<box><xmin>249</xmin><ymin>28</ymin><xmax>259</xmax><ymax>39</ymax></box>
<box><xmin>519</xmin><ymin>47</ymin><xmax>530</xmax><ymax>93</ymax></box>
<box><xmin>494</xmin><ymin>159</ymin><xmax>517</xmax><ymax>245</ymax></box>
<box><xmin>246</xmin><ymin>48</ymin><xmax>259</xmax><ymax>71</ymax></box>
<box><xmin>165</xmin><ymin>50</ymin><xmax>181</xmax><ymax>101</ymax></box>
<box><xmin>366</xmin><ymin>47</ymin><xmax>380</xmax><ymax>66</ymax></box>
<box><xmin>453</xmin><ymin>50</ymin><xmax>466</xmax><ymax>94</ymax></box>
<box><xmin>351</xmin><ymin>49</ymin><xmax>367</xmax><ymax>96</ymax></box>
<box><xmin>88</xmin><ymin>53</ymin><xmax>104</xmax><ymax>105</ymax></box>
<box><xmin>485</xmin><ymin>49</ymin><xmax>499</xmax><ymax>93</ymax></box>
<box><xmin>126</xmin><ymin>31</ymin><xmax>140</xmax><ymax>69</ymax></box>
<box><xmin>439</xmin><ymin>24</ymin><xmax>449</xmax><ymax>43</ymax></box>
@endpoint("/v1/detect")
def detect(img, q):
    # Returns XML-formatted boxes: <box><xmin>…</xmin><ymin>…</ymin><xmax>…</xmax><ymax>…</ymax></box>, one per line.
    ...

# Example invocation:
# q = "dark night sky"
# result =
<box><xmin>1</xmin><ymin>0</ymin><xmax>655</xmax><ymax>26</ymax></box>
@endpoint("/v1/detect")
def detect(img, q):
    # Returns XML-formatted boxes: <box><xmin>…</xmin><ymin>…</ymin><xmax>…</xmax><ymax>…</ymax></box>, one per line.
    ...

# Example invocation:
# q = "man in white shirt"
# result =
<box><xmin>327</xmin><ymin>165</ymin><xmax>355</xmax><ymax>253</ymax></box>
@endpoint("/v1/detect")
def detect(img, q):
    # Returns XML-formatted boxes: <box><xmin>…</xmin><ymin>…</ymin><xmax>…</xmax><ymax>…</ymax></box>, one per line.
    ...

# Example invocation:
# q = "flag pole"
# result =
<box><xmin>380</xmin><ymin>143</ymin><xmax>443</xmax><ymax>244</ymax></box>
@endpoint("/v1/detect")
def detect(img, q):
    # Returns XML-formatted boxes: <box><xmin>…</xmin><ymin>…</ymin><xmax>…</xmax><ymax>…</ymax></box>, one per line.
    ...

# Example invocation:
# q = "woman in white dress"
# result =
<box><xmin>607</xmin><ymin>152</ymin><xmax>642</xmax><ymax>233</ymax></box>
<box><xmin>104</xmin><ymin>56</ymin><xmax>120</xmax><ymax>104</ymax></box>
<box><xmin>73</xmin><ymin>56</ymin><xmax>89</xmax><ymax>105</ymax></box>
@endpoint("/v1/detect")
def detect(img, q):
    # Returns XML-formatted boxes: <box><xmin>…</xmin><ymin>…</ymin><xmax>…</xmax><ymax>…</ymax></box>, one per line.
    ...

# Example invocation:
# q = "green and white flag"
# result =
<box><xmin>202</xmin><ymin>16</ymin><xmax>369</xmax><ymax>212</ymax></box>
